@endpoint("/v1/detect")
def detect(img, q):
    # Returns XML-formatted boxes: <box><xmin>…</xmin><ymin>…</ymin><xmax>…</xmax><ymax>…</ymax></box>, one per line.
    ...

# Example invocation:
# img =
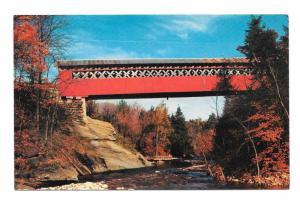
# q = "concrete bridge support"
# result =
<box><xmin>61</xmin><ymin>96</ymin><xmax>86</xmax><ymax>123</ymax></box>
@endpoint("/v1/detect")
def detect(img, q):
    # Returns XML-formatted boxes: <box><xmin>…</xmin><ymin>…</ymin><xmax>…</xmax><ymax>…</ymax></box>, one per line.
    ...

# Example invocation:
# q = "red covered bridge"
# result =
<box><xmin>57</xmin><ymin>58</ymin><xmax>253</xmax><ymax>122</ymax></box>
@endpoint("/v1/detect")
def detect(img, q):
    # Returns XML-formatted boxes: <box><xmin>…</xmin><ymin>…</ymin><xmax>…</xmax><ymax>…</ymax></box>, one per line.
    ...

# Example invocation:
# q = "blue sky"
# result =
<box><xmin>56</xmin><ymin>15</ymin><xmax>288</xmax><ymax>120</ymax></box>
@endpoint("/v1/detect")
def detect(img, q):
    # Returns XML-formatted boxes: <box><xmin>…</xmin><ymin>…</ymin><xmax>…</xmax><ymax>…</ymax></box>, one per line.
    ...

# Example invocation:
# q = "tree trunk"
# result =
<box><xmin>234</xmin><ymin>116</ymin><xmax>261</xmax><ymax>178</ymax></box>
<box><xmin>267</xmin><ymin>60</ymin><xmax>289</xmax><ymax>120</ymax></box>
<box><xmin>248</xmin><ymin>136</ymin><xmax>260</xmax><ymax>177</ymax></box>
<box><xmin>155</xmin><ymin>128</ymin><xmax>159</xmax><ymax>157</ymax></box>
<box><xmin>201</xmin><ymin>150</ymin><xmax>213</xmax><ymax>176</ymax></box>
<box><xmin>36</xmin><ymin>72</ymin><xmax>42</xmax><ymax>131</ymax></box>
<box><xmin>49</xmin><ymin>98</ymin><xmax>59</xmax><ymax>149</ymax></box>
<box><xmin>44</xmin><ymin>106</ymin><xmax>51</xmax><ymax>145</ymax></box>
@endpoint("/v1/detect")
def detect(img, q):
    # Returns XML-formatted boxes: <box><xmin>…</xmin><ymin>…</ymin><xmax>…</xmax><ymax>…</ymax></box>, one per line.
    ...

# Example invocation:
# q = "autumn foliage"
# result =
<box><xmin>14</xmin><ymin>15</ymin><xmax>289</xmax><ymax>188</ymax></box>
<box><xmin>193</xmin><ymin>129</ymin><xmax>215</xmax><ymax>156</ymax></box>
<box><xmin>246</xmin><ymin>103</ymin><xmax>284</xmax><ymax>142</ymax></box>
<box><xmin>14</xmin><ymin>16</ymin><xmax>48</xmax><ymax>77</ymax></box>
<box><xmin>14</xmin><ymin>16</ymin><xmax>69</xmax><ymax>183</ymax></box>
<box><xmin>88</xmin><ymin>101</ymin><xmax>173</xmax><ymax>157</ymax></box>
<box><xmin>213</xmin><ymin>17</ymin><xmax>289</xmax><ymax>181</ymax></box>
<box><xmin>88</xmin><ymin>100</ymin><xmax>218</xmax><ymax>159</ymax></box>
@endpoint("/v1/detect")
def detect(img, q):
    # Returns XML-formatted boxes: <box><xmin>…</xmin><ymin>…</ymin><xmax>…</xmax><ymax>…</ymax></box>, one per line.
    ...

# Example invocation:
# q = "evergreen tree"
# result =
<box><xmin>237</xmin><ymin>16</ymin><xmax>289</xmax><ymax>120</ymax></box>
<box><xmin>204</xmin><ymin>113</ymin><xmax>218</xmax><ymax>130</ymax></box>
<box><xmin>169</xmin><ymin>106</ymin><xmax>191</xmax><ymax>157</ymax></box>
<box><xmin>214</xmin><ymin>16</ymin><xmax>289</xmax><ymax>177</ymax></box>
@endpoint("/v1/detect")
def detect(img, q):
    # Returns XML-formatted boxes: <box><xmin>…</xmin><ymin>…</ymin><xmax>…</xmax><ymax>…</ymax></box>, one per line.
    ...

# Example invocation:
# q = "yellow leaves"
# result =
<box><xmin>153</xmin><ymin>103</ymin><xmax>173</xmax><ymax>141</ymax></box>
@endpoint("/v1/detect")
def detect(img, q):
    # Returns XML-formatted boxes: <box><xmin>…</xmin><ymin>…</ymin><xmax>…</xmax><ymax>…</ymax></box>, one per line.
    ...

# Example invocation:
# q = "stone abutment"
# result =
<box><xmin>60</xmin><ymin>97</ymin><xmax>86</xmax><ymax>123</ymax></box>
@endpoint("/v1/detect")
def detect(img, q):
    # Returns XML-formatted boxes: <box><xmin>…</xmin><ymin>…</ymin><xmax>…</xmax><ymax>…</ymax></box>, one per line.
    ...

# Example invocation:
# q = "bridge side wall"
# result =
<box><xmin>58</xmin><ymin>69</ymin><xmax>253</xmax><ymax>97</ymax></box>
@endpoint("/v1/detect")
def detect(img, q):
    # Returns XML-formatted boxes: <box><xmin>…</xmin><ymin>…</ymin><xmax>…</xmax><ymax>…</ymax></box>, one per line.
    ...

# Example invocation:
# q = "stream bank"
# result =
<box><xmin>37</xmin><ymin>159</ymin><xmax>278</xmax><ymax>190</ymax></box>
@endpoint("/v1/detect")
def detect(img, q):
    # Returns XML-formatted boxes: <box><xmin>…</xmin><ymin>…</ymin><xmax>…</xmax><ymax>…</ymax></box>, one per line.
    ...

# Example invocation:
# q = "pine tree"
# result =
<box><xmin>169</xmin><ymin>106</ymin><xmax>191</xmax><ymax>157</ymax></box>
<box><xmin>214</xmin><ymin>16</ymin><xmax>289</xmax><ymax>177</ymax></box>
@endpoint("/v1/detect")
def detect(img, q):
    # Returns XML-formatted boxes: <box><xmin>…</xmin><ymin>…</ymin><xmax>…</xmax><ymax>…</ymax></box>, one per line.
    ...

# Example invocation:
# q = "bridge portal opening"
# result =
<box><xmin>88</xmin><ymin>96</ymin><xmax>226</xmax><ymax>122</ymax></box>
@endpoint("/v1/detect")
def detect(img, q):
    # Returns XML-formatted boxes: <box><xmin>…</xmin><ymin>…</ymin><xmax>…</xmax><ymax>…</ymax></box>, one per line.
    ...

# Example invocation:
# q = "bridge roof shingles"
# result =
<box><xmin>57</xmin><ymin>58</ymin><xmax>249</xmax><ymax>69</ymax></box>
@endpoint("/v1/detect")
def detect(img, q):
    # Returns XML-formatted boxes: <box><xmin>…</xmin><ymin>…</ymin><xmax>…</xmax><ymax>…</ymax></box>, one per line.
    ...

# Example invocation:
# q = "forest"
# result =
<box><xmin>14</xmin><ymin>15</ymin><xmax>289</xmax><ymax>188</ymax></box>
<box><xmin>86</xmin><ymin>100</ymin><xmax>218</xmax><ymax>159</ymax></box>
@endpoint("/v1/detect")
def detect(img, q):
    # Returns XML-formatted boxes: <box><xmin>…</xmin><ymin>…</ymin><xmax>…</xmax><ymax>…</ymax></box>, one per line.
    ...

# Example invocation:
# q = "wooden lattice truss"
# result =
<box><xmin>72</xmin><ymin>65</ymin><xmax>252</xmax><ymax>79</ymax></box>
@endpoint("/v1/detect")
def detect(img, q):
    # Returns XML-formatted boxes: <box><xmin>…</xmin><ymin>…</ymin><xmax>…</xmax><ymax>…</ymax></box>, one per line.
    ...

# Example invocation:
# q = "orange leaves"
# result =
<box><xmin>246</xmin><ymin>103</ymin><xmax>283</xmax><ymax>142</ymax></box>
<box><xmin>16</xmin><ymin>15</ymin><xmax>34</xmax><ymax>21</ymax></box>
<box><xmin>194</xmin><ymin>129</ymin><xmax>215</xmax><ymax>155</ymax></box>
<box><xmin>115</xmin><ymin>104</ymin><xmax>142</xmax><ymax>138</ymax></box>
<box><xmin>34</xmin><ymin>82</ymin><xmax>56</xmax><ymax>91</ymax></box>
<box><xmin>256</xmin><ymin>141</ymin><xmax>289</xmax><ymax>175</ymax></box>
<box><xmin>95</xmin><ymin>101</ymin><xmax>173</xmax><ymax>157</ymax></box>
<box><xmin>143</xmin><ymin>131</ymin><xmax>170</xmax><ymax>157</ymax></box>
<box><xmin>15</xmin><ymin>22</ymin><xmax>37</xmax><ymax>43</ymax></box>
<box><xmin>143</xmin><ymin>132</ymin><xmax>157</xmax><ymax>157</ymax></box>
<box><xmin>244</xmin><ymin>102</ymin><xmax>287</xmax><ymax>175</ymax></box>
<box><xmin>15</xmin><ymin>129</ymin><xmax>43</xmax><ymax>157</ymax></box>
<box><xmin>153</xmin><ymin>104</ymin><xmax>173</xmax><ymax>143</ymax></box>
<box><xmin>14</xmin><ymin>15</ymin><xmax>49</xmax><ymax>75</ymax></box>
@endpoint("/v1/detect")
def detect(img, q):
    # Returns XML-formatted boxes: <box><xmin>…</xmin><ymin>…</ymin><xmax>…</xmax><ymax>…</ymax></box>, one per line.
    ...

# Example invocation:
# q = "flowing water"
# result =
<box><xmin>40</xmin><ymin>159</ymin><xmax>262</xmax><ymax>190</ymax></box>
<box><xmin>69</xmin><ymin>159</ymin><xmax>259</xmax><ymax>190</ymax></box>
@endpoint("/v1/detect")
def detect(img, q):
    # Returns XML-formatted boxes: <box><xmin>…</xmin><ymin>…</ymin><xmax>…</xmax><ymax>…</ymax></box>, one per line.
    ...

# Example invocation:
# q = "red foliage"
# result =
<box><xmin>143</xmin><ymin>131</ymin><xmax>170</xmax><ymax>157</ymax></box>
<box><xmin>255</xmin><ymin>141</ymin><xmax>289</xmax><ymax>175</ymax></box>
<box><xmin>246</xmin><ymin>103</ymin><xmax>283</xmax><ymax>142</ymax></box>
<box><xmin>194</xmin><ymin>129</ymin><xmax>215</xmax><ymax>156</ymax></box>
<box><xmin>115</xmin><ymin>105</ymin><xmax>142</xmax><ymax>144</ymax></box>
<box><xmin>14</xmin><ymin>15</ymin><xmax>48</xmax><ymax>78</ymax></box>
<box><xmin>246</xmin><ymin>102</ymin><xmax>287</xmax><ymax>175</ymax></box>
<box><xmin>143</xmin><ymin>132</ymin><xmax>156</xmax><ymax>157</ymax></box>
<box><xmin>15</xmin><ymin>129</ymin><xmax>43</xmax><ymax>157</ymax></box>
<box><xmin>14</xmin><ymin>16</ymin><xmax>62</xmax><ymax>173</ymax></box>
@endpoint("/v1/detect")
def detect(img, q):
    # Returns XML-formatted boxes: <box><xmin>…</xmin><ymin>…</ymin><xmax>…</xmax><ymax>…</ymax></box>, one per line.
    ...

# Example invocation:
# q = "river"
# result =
<box><xmin>39</xmin><ymin>159</ymin><xmax>261</xmax><ymax>190</ymax></box>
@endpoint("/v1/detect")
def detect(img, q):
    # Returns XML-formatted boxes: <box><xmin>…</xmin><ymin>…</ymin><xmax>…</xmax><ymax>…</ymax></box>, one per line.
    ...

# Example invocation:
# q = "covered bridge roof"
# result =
<box><xmin>57</xmin><ymin>57</ymin><xmax>249</xmax><ymax>69</ymax></box>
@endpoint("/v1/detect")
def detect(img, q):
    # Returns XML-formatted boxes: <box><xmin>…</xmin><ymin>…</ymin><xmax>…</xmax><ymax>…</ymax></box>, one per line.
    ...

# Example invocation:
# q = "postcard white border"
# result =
<box><xmin>0</xmin><ymin>1</ymin><xmax>299</xmax><ymax>206</ymax></box>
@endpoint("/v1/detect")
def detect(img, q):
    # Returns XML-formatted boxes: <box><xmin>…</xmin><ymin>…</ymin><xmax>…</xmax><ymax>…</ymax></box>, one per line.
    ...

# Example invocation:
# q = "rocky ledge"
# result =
<box><xmin>16</xmin><ymin>117</ymin><xmax>151</xmax><ymax>190</ymax></box>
